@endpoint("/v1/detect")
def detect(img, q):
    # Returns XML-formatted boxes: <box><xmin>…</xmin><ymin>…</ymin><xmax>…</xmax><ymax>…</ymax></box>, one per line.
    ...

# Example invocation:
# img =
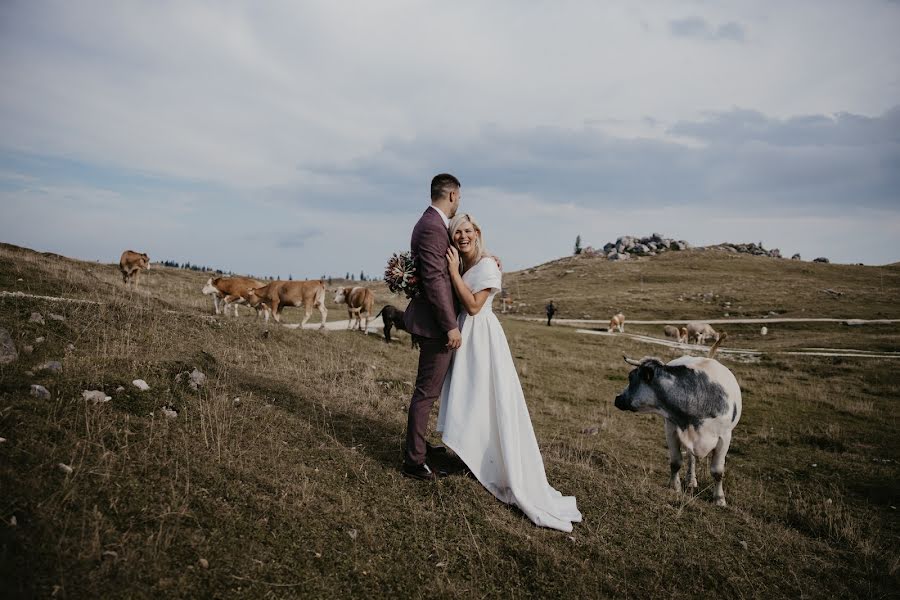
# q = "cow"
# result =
<box><xmin>609</xmin><ymin>312</ymin><xmax>625</xmax><ymax>333</ymax></box>
<box><xmin>334</xmin><ymin>287</ymin><xmax>375</xmax><ymax>333</ymax></box>
<box><xmin>614</xmin><ymin>337</ymin><xmax>741</xmax><ymax>506</ymax></box>
<box><xmin>119</xmin><ymin>250</ymin><xmax>150</xmax><ymax>287</ymax></box>
<box><xmin>685</xmin><ymin>322</ymin><xmax>719</xmax><ymax>344</ymax></box>
<box><xmin>663</xmin><ymin>325</ymin><xmax>685</xmax><ymax>342</ymax></box>
<box><xmin>246</xmin><ymin>280</ymin><xmax>328</xmax><ymax>327</ymax></box>
<box><xmin>373</xmin><ymin>304</ymin><xmax>417</xmax><ymax>347</ymax></box>
<box><xmin>201</xmin><ymin>276</ymin><xmax>269</xmax><ymax>319</ymax></box>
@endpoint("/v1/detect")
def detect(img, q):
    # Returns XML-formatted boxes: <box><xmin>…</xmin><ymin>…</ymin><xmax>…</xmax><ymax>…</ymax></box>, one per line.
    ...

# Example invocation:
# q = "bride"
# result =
<box><xmin>436</xmin><ymin>213</ymin><xmax>582</xmax><ymax>533</ymax></box>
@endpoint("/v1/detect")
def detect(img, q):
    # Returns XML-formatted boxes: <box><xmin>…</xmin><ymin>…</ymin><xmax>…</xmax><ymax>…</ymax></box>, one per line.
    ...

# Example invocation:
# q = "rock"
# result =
<box><xmin>582</xmin><ymin>426</ymin><xmax>600</xmax><ymax>435</ymax></box>
<box><xmin>199</xmin><ymin>558</ymin><xmax>209</xmax><ymax>569</ymax></box>
<box><xmin>0</xmin><ymin>328</ymin><xmax>18</xmax><ymax>364</ymax></box>
<box><xmin>813</xmin><ymin>257</ymin><xmax>830</xmax><ymax>263</ymax></box>
<box><xmin>34</xmin><ymin>336</ymin><xmax>45</xmax><ymax>345</ymax></box>
<box><xmin>31</xmin><ymin>384</ymin><xmax>51</xmax><ymax>400</ymax></box>
<box><xmin>132</xmin><ymin>379</ymin><xmax>150</xmax><ymax>391</ymax></box>
<box><xmin>102</xmin><ymin>550</ymin><xmax>118</xmax><ymax>561</ymax></box>
<box><xmin>760</xmin><ymin>326</ymin><xmax>768</xmax><ymax>336</ymax></box>
<box><xmin>82</xmin><ymin>390</ymin><xmax>111</xmax><ymax>403</ymax></box>
<box><xmin>739</xmin><ymin>540</ymin><xmax>748</xmax><ymax>551</ymax></box>
<box><xmin>791</xmin><ymin>253</ymin><xmax>802</xmax><ymax>260</ymax></box>
<box><xmin>38</xmin><ymin>361</ymin><xmax>63</xmax><ymax>374</ymax></box>
<box><xmin>115</xmin><ymin>386</ymin><xmax>125</xmax><ymax>393</ymax></box>
<box><xmin>29</xmin><ymin>312</ymin><xmax>45</xmax><ymax>324</ymax></box>
<box><xmin>22</xmin><ymin>345</ymin><xmax>33</xmax><ymax>355</ymax></box>
<box><xmin>9</xmin><ymin>515</ymin><xmax>16</xmax><ymax>526</ymax></box>
<box><xmin>161</xmin><ymin>406</ymin><xmax>178</xmax><ymax>419</ymax></box>
<box><xmin>57</xmin><ymin>463</ymin><xmax>73</xmax><ymax>475</ymax></box>
<box><xmin>347</xmin><ymin>529</ymin><xmax>358</xmax><ymax>540</ymax></box>
<box><xmin>0</xmin><ymin>438</ymin><xmax>6</xmax><ymax>444</ymax></box>
<box><xmin>189</xmin><ymin>369</ymin><xmax>207</xmax><ymax>390</ymax></box>
<box><xmin>232</xmin><ymin>397</ymin><xmax>241</xmax><ymax>407</ymax></box>
<box><xmin>48</xmin><ymin>313</ymin><xmax>66</xmax><ymax>321</ymax></box>
<box><xmin>608</xmin><ymin>252</ymin><xmax>630</xmax><ymax>261</ymax></box>
<box><xmin>66</xmin><ymin>343</ymin><xmax>76</xmax><ymax>352</ymax></box>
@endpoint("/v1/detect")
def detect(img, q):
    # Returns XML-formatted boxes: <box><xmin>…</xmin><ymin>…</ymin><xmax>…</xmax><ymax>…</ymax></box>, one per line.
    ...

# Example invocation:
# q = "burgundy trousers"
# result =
<box><xmin>404</xmin><ymin>334</ymin><xmax>453</xmax><ymax>466</ymax></box>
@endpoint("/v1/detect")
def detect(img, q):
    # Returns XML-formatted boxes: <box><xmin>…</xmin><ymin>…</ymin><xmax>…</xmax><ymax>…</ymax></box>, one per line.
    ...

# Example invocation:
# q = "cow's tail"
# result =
<box><xmin>708</xmin><ymin>332</ymin><xmax>727</xmax><ymax>358</ymax></box>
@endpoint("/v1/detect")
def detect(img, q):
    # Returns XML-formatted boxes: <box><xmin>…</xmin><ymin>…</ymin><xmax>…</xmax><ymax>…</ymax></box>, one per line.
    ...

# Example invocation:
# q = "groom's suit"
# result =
<box><xmin>403</xmin><ymin>206</ymin><xmax>459</xmax><ymax>466</ymax></box>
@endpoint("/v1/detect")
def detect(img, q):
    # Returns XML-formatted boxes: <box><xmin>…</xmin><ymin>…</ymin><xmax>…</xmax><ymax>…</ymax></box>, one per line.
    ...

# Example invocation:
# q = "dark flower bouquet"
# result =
<box><xmin>384</xmin><ymin>251</ymin><xmax>421</xmax><ymax>299</ymax></box>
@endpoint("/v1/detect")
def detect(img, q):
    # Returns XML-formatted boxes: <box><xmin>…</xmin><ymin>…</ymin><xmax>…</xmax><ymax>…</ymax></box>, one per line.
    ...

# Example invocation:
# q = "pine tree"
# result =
<box><xmin>574</xmin><ymin>235</ymin><xmax>583</xmax><ymax>255</ymax></box>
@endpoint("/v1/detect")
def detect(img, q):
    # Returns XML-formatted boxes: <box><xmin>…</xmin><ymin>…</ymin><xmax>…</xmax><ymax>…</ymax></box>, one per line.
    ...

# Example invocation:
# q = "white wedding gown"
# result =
<box><xmin>437</xmin><ymin>257</ymin><xmax>582</xmax><ymax>533</ymax></box>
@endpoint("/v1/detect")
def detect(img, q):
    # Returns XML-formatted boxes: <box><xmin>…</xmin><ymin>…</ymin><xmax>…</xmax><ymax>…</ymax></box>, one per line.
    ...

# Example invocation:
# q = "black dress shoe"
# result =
<box><xmin>401</xmin><ymin>462</ymin><xmax>447</xmax><ymax>481</ymax></box>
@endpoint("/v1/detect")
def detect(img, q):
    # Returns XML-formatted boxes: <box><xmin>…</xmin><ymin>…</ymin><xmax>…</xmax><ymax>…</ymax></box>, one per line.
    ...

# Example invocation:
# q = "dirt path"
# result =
<box><xmin>576</xmin><ymin>329</ymin><xmax>900</xmax><ymax>360</ymax></box>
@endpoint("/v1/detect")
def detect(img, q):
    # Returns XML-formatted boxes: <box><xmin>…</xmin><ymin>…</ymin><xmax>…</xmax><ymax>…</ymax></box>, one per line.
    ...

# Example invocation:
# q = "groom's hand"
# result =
<box><xmin>446</xmin><ymin>328</ymin><xmax>462</xmax><ymax>350</ymax></box>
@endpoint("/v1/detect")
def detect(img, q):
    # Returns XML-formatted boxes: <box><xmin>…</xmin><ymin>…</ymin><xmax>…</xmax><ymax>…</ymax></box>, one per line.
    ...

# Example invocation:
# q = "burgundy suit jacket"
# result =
<box><xmin>403</xmin><ymin>208</ymin><xmax>458</xmax><ymax>338</ymax></box>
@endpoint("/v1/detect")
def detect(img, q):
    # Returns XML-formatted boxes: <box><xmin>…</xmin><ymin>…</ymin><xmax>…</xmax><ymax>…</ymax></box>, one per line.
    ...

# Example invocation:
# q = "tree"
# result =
<box><xmin>574</xmin><ymin>235</ymin><xmax>582</xmax><ymax>255</ymax></box>
<box><xmin>360</xmin><ymin>270</ymin><xmax>366</xmax><ymax>281</ymax></box>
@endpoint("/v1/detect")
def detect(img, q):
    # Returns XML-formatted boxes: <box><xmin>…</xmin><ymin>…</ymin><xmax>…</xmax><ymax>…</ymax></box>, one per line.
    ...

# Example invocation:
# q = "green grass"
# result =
<box><xmin>1</xmin><ymin>243</ymin><xmax>898</xmax><ymax>598</ymax></box>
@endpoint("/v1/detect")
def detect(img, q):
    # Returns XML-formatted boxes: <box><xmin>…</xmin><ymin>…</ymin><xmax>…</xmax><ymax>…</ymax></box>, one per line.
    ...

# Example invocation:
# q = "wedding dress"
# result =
<box><xmin>437</xmin><ymin>257</ymin><xmax>582</xmax><ymax>532</ymax></box>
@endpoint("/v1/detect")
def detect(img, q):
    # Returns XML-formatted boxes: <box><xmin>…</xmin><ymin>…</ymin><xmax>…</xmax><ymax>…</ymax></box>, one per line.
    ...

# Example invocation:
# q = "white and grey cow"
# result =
<box><xmin>614</xmin><ymin>355</ymin><xmax>742</xmax><ymax>506</ymax></box>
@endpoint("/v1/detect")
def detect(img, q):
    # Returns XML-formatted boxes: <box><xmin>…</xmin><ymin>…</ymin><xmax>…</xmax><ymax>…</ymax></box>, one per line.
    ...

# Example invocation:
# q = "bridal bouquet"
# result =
<box><xmin>384</xmin><ymin>251</ymin><xmax>421</xmax><ymax>299</ymax></box>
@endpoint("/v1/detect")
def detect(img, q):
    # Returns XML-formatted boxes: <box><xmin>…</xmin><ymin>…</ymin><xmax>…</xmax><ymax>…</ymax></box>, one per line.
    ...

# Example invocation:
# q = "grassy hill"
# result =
<box><xmin>1</xmin><ymin>243</ymin><xmax>898</xmax><ymax>598</ymax></box>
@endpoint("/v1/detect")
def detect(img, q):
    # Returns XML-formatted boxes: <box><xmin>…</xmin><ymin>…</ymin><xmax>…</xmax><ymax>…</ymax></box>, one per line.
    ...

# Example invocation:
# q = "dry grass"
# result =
<box><xmin>1</xmin><ymin>242</ymin><xmax>898</xmax><ymax>599</ymax></box>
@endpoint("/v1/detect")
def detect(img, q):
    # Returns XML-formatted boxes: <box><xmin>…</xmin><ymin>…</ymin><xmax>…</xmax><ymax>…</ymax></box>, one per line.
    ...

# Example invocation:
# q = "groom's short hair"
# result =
<box><xmin>431</xmin><ymin>173</ymin><xmax>461</xmax><ymax>201</ymax></box>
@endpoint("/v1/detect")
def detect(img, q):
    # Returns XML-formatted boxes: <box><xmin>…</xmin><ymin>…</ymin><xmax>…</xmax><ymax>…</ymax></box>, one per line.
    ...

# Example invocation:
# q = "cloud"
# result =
<box><xmin>669</xmin><ymin>17</ymin><xmax>747</xmax><ymax>42</ymax></box>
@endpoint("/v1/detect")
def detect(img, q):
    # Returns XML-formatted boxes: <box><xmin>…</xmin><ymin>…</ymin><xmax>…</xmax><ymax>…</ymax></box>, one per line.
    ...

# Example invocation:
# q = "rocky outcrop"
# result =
<box><xmin>707</xmin><ymin>241</ymin><xmax>782</xmax><ymax>258</ymax></box>
<box><xmin>583</xmin><ymin>234</ymin><xmax>692</xmax><ymax>261</ymax></box>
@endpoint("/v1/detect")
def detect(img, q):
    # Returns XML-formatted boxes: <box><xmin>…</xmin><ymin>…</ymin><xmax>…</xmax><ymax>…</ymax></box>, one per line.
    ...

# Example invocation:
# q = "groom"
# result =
<box><xmin>401</xmin><ymin>173</ymin><xmax>462</xmax><ymax>481</ymax></box>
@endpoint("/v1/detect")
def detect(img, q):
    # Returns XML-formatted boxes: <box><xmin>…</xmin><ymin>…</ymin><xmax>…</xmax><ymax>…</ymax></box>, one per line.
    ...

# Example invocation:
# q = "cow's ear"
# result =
<box><xmin>641</xmin><ymin>366</ymin><xmax>654</xmax><ymax>383</ymax></box>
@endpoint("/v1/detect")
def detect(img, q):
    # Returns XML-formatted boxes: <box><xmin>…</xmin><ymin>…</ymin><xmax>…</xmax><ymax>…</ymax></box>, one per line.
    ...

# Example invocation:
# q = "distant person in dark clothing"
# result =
<box><xmin>545</xmin><ymin>301</ymin><xmax>556</xmax><ymax>326</ymax></box>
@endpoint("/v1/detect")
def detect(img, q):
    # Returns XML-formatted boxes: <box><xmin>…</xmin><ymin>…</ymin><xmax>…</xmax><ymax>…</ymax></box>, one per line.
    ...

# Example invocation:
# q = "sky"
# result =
<box><xmin>1</xmin><ymin>1</ymin><xmax>899</xmax><ymax>279</ymax></box>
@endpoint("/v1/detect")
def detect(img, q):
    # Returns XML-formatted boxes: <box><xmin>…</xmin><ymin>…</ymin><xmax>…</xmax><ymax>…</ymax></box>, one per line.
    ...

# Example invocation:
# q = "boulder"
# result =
<box><xmin>608</xmin><ymin>252</ymin><xmax>630</xmax><ymax>261</ymax></box>
<box><xmin>189</xmin><ymin>368</ymin><xmax>207</xmax><ymax>390</ymax></box>
<box><xmin>813</xmin><ymin>257</ymin><xmax>830</xmax><ymax>263</ymax></box>
<box><xmin>82</xmin><ymin>390</ymin><xmax>111</xmax><ymax>403</ymax></box>
<box><xmin>0</xmin><ymin>328</ymin><xmax>17</xmax><ymax>365</ymax></box>
<box><xmin>30</xmin><ymin>384</ymin><xmax>51</xmax><ymax>400</ymax></box>
<box><xmin>29</xmin><ymin>312</ymin><xmax>45</xmax><ymax>325</ymax></box>
<box><xmin>132</xmin><ymin>379</ymin><xmax>151</xmax><ymax>391</ymax></box>
<box><xmin>791</xmin><ymin>253</ymin><xmax>802</xmax><ymax>260</ymax></box>
<box><xmin>38</xmin><ymin>361</ymin><xmax>63</xmax><ymax>374</ymax></box>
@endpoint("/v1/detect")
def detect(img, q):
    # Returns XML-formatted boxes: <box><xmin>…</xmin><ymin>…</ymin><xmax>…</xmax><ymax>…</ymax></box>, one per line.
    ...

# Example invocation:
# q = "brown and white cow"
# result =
<box><xmin>119</xmin><ymin>250</ymin><xmax>150</xmax><ymax>287</ymax></box>
<box><xmin>664</xmin><ymin>325</ymin><xmax>684</xmax><ymax>342</ymax></box>
<box><xmin>609</xmin><ymin>312</ymin><xmax>625</xmax><ymax>333</ymax></box>
<box><xmin>246</xmin><ymin>280</ymin><xmax>328</xmax><ymax>327</ymax></box>
<box><xmin>333</xmin><ymin>287</ymin><xmax>375</xmax><ymax>333</ymax></box>
<box><xmin>201</xmin><ymin>276</ymin><xmax>268</xmax><ymax>318</ymax></box>
<box><xmin>686</xmin><ymin>322</ymin><xmax>720</xmax><ymax>345</ymax></box>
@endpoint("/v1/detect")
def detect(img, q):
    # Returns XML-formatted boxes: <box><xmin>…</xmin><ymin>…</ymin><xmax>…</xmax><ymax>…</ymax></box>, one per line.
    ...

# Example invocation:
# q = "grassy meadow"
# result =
<box><xmin>1</xmin><ymin>242</ymin><xmax>898</xmax><ymax>598</ymax></box>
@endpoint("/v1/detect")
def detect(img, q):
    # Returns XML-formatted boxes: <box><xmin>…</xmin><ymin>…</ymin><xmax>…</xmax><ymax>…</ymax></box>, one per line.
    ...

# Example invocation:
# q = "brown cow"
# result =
<box><xmin>334</xmin><ymin>287</ymin><xmax>375</xmax><ymax>333</ymax></box>
<box><xmin>609</xmin><ymin>312</ymin><xmax>625</xmax><ymax>333</ymax></box>
<box><xmin>202</xmin><ymin>276</ymin><xmax>268</xmax><ymax>318</ymax></box>
<box><xmin>246</xmin><ymin>280</ymin><xmax>327</xmax><ymax>327</ymax></box>
<box><xmin>119</xmin><ymin>250</ymin><xmax>150</xmax><ymax>287</ymax></box>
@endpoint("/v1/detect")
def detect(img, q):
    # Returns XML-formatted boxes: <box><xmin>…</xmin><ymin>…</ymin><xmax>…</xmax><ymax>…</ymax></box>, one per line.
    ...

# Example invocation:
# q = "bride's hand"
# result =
<box><xmin>446</xmin><ymin>246</ymin><xmax>461</xmax><ymax>272</ymax></box>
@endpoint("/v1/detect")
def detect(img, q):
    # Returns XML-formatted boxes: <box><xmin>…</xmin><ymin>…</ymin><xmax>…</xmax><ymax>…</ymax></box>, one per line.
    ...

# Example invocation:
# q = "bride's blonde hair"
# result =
<box><xmin>448</xmin><ymin>213</ymin><xmax>488</xmax><ymax>268</ymax></box>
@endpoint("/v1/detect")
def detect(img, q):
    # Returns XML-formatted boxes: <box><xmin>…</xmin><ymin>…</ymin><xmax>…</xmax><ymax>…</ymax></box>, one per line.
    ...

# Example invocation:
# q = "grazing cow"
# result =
<box><xmin>246</xmin><ymin>280</ymin><xmax>327</xmax><ymax>327</ymax></box>
<box><xmin>686</xmin><ymin>322</ymin><xmax>719</xmax><ymax>344</ymax></box>
<box><xmin>663</xmin><ymin>325</ymin><xmax>684</xmax><ymax>342</ymax></box>
<box><xmin>374</xmin><ymin>304</ymin><xmax>417</xmax><ymax>347</ymax></box>
<box><xmin>609</xmin><ymin>312</ymin><xmax>625</xmax><ymax>333</ymax></box>
<box><xmin>119</xmin><ymin>250</ymin><xmax>150</xmax><ymax>287</ymax></box>
<box><xmin>614</xmin><ymin>341</ymin><xmax>741</xmax><ymax>506</ymax></box>
<box><xmin>334</xmin><ymin>287</ymin><xmax>375</xmax><ymax>333</ymax></box>
<box><xmin>202</xmin><ymin>276</ymin><xmax>269</xmax><ymax>318</ymax></box>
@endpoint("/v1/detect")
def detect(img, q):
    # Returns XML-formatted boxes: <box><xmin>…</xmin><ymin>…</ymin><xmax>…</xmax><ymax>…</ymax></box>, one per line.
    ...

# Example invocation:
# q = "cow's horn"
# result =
<box><xmin>623</xmin><ymin>355</ymin><xmax>642</xmax><ymax>366</ymax></box>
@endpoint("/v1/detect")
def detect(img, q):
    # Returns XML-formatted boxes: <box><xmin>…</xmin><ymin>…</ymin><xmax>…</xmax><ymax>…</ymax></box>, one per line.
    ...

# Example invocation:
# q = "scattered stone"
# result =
<box><xmin>102</xmin><ymin>550</ymin><xmax>118</xmax><ymax>561</ymax></box>
<box><xmin>57</xmin><ymin>463</ymin><xmax>73</xmax><ymax>475</ymax></box>
<box><xmin>791</xmin><ymin>253</ymin><xmax>801</xmax><ymax>260</ymax></box>
<box><xmin>66</xmin><ymin>343</ymin><xmax>75</xmax><ymax>352</ymax></box>
<box><xmin>760</xmin><ymin>326</ymin><xmax>768</xmax><ymax>336</ymax></box>
<box><xmin>132</xmin><ymin>379</ymin><xmax>150</xmax><ymax>391</ymax></box>
<box><xmin>0</xmin><ymin>328</ymin><xmax>18</xmax><ymax>364</ymax></box>
<box><xmin>21</xmin><ymin>345</ymin><xmax>34</xmax><ymax>355</ymax></box>
<box><xmin>34</xmin><ymin>336</ymin><xmax>45</xmax><ymax>345</ymax></box>
<box><xmin>48</xmin><ymin>313</ymin><xmax>66</xmax><ymax>321</ymax></box>
<box><xmin>115</xmin><ymin>386</ymin><xmax>125</xmax><ymax>394</ymax></box>
<box><xmin>198</xmin><ymin>558</ymin><xmax>209</xmax><ymax>569</ymax></box>
<box><xmin>9</xmin><ymin>515</ymin><xmax>16</xmax><ymax>527</ymax></box>
<box><xmin>739</xmin><ymin>540</ymin><xmax>748</xmax><ymax>551</ymax></box>
<box><xmin>813</xmin><ymin>257</ymin><xmax>830</xmax><ymax>263</ymax></box>
<box><xmin>29</xmin><ymin>312</ymin><xmax>45</xmax><ymax>324</ymax></box>
<box><xmin>0</xmin><ymin>437</ymin><xmax>6</xmax><ymax>443</ymax></box>
<box><xmin>347</xmin><ymin>529</ymin><xmax>358</xmax><ymax>540</ymax></box>
<box><xmin>821</xmin><ymin>288</ymin><xmax>843</xmax><ymax>298</ymax></box>
<box><xmin>232</xmin><ymin>397</ymin><xmax>241</xmax><ymax>407</ymax></box>
<box><xmin>82</xmin><ymin>390</ymin><xmax>111</xmax><ymax>404</ymax></box>
<box><xmin>161</xmin><ymin>406</ymin><xmax>178</xmax><ymax>419</ymax></box>
<box><xmin>582</xmin><ymin>426</ymin><xmax>600</xmax><ymax>435</ymax></box>
<box><xmin>189</xmin><ymin>369</ymin><xmax>207</xmax><ymax>390</ymax></box>
<box><xmin>38</xmin><ymin>361</ymin><xmax>63</xmax><ymax>374</ymax></box>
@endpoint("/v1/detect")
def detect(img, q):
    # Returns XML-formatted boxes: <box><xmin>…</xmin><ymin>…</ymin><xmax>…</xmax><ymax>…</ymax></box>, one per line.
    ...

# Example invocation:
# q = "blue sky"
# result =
<box><xmin>1</xmin><ymin>1</ymin><xmax>898</xmax><ymax>278</ymax></box>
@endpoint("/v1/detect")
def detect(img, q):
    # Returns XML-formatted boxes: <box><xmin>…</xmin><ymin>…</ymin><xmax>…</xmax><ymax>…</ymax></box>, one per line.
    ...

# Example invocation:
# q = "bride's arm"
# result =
<box><xmin>447</xmin><ymin>247</ymin><xmax>492</xmax><ymax>316</ymax></box>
